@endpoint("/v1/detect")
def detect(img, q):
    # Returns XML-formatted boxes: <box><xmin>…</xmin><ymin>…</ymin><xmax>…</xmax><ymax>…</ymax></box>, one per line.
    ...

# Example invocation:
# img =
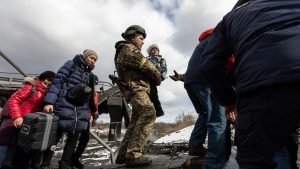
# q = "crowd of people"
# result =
<box><xmin>0</xmin><ymin>0</ymin><xmax>300</xmax><ymax>169</ymax></box>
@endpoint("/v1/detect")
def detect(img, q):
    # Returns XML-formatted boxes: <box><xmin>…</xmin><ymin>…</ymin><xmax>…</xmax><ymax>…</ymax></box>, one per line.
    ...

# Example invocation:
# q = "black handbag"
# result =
<box><xmin>66</xmin><ymin>84</ymin><xmax>92</xmax><ymax>106</ymax></box>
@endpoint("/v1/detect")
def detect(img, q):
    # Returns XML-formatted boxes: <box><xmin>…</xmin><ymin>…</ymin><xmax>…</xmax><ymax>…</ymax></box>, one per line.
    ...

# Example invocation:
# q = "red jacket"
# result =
<box><xmin>199</xmin><ymin>28</ymin><xmax>235</xmax><ymax>71</ymax></box>
<box><xmin>7</xmin><ymin>80</ymin><xmax>48</xmax><ymax>119</ymax></box>
<box><xmin>0</xmin><ymin>80</ymin><xmax>48</xmax><ymax>146</ymax></box>
<box><xmin>89</xmin><ymin>86</ymin><xmax>99</xmax><ymax>119</ymax></box>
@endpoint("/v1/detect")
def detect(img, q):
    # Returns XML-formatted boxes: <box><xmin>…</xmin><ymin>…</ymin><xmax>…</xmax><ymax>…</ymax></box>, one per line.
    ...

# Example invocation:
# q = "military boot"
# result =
<box><xmin>125</xmin><ymin>156</ymin><xmax>152</xmax><ymax>168</ymax></box>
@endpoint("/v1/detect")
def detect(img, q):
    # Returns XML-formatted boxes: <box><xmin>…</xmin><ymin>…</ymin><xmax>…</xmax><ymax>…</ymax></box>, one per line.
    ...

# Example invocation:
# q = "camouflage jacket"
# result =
<box><xmin>114</xmin><ymin>41</ymin><xmax>161</xmax><ymax>89</ymax></box>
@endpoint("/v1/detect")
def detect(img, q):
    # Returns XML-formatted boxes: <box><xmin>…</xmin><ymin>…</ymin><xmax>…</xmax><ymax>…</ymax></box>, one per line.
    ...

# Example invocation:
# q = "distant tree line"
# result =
<box><xmin>153</xmin><ymin>112</ymin><xmax>196</xmax><ymax>138</ymax></box>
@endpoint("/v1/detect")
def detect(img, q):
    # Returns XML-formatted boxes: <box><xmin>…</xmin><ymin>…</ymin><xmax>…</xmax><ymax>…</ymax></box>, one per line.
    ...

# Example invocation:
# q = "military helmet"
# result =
<box><xmin>121</xmin><ymin>25</ymin><xmax>147</xmax><ymax>40</ymax></box>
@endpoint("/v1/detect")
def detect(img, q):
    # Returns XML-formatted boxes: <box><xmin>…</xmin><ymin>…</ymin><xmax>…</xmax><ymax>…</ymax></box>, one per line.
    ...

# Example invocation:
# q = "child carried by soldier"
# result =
<box><xmin>147</xmin><ymin>44</ymin><xmax>167</xmax><ymax>117</ymax></box>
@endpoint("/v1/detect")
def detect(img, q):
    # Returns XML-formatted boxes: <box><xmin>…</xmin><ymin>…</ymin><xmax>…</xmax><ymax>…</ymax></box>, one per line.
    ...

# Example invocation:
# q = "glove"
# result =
<box><xmin>169</xmin><ymin>70</ymin><xmax>184</xmax><ymax>81</ymax></box>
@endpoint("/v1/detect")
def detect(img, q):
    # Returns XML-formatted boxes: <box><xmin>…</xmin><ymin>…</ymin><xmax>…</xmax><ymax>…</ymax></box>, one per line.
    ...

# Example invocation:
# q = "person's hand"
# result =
<box><xmin>13</xmin><ymin>117</ymin><xmax>24</xmax><ymax>128</ymax></box>
<box><xmin>93</xmin><ymin>111</ymin><xmax>99</xmax><ymax>119</ymax></box>
<box><xmin>225</xmin><ymin>105</ymin><xmax>237</xmax><ymax>122</ymax></box>
<box><xmin>169</xmin><ymin>70</ymin><xmax>184</xmax><ymax>81</ymax></box>
<box><xmin>91</xmin><ymin>119</ymin><xmax>97</xmax><ymax>127</ymax></box>
<box><xmin>153</xmin><ymin>71</ymin><xmax>161</xmax><ymax>86</ymax></box>
<box><xmin>161</xmin><ymin>72</ymin><xmax>168</xmax><ymax>81</ymax></box>
<box><xmin>44</xmin><ymin>105</ymin><xmax>54</xmax><ymax>113</ymax></box>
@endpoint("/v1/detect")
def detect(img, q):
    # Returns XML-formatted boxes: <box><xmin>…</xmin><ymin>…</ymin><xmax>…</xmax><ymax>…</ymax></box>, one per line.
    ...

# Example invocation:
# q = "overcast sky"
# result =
<box><xmin>0</xmin><ymin>0</ymin><xmax>237</xmax><ymax>122</ymax></box>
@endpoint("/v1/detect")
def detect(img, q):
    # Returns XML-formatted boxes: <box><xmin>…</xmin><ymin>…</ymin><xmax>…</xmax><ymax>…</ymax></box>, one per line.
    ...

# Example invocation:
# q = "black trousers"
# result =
<box><xmin>59</xmin><ymin>131</ymin><xmax>80</xmax><ymax>163</ymax></box>
<box><xmin>225</xmin><ymin>121</ymin><xmax>232</xmax><ymax>162</ymax></box>
<box><xmin>42</xmin><ymin>129</ymin><xmax>80</xmax><ymax>166</ymax></box>
<box><xmin>236</xmin><ymin>83</ymin><xmax>300</xmax><ymax>169</ymax></box>
<box><xmin>72</xmin><ymin>122</ymin><xmax>90</xmax><ymax>160</ymax></box>
<box><xmin>149</xmin><ymin>83</ymin><xmax>164</xmax><ymax>117</ymax></box>
<box><xmin>287</xmin><ymin>131</ymin><xmax>299</xmax><ymax>169</ymax></box>
<box><xmin>12</xmin><ymin>149</ymin><xmax>43</xmax><ymax>169</ymax></box>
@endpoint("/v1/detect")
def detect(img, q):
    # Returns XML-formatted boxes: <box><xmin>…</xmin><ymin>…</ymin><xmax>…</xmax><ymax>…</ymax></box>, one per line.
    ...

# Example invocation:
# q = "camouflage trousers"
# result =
<box><xmin>116</xmin><ymin>89</ymin><xmax>156</xmax><ymax>161</ymax></box>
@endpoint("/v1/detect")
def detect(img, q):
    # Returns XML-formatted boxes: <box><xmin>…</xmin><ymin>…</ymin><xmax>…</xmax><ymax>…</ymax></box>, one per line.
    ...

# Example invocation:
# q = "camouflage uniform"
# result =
<box><xmin>114</xmin><ymin>41</ymin><xmax>161</xmax><ymax>161</ymax></box>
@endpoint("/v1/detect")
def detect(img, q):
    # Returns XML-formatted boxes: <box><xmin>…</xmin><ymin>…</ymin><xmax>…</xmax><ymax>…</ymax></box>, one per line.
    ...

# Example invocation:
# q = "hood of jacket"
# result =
<box><xmin>115</xmin><ymin>41</ymin><xmax>128</xmax><ymax>62</ymax></box>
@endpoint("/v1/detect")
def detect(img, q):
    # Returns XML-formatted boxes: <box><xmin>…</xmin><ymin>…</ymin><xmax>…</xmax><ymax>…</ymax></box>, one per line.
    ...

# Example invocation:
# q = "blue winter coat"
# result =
<box><xmin>200</xmin><ymin>0</ymin><xmax>300</xmax><ymax>106</ymax></box>
<box><xmin>45</xmin><ymin>54</ymin><xmax>94</xmax><ymax>133</ymax></box>
<box><xmin>147</xmin><ymin>55</ymin><xmax>167</xmax><ymax>79</ymax></box>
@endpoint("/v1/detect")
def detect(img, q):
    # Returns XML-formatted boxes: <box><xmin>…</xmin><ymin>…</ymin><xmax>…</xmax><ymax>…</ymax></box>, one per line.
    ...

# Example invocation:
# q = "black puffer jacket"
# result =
<box><xmin>201</xmin><ymin>0</ymin><xmax>300</xmax><ymax>105</ymax></box>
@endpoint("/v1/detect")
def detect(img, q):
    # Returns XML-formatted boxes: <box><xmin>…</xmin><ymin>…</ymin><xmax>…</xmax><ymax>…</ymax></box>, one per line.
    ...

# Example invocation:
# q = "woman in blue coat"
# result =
<box><xmin>44</xmin><ymin>49</ymin><xmax>98</xmax><ymax>169</ymax></box>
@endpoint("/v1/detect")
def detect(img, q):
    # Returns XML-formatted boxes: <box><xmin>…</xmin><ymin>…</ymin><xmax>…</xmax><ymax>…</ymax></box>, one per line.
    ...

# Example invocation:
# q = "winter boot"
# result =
<box><xmin>184</xmin><ymin>156</ymin><xmax>204</xmax><ymax>167</ymax></box>
<box><xmin>58</xmin><ymin>160</ymin><xmax>73</xmax><ymax>169</ymax></box>
<box><xmin>115</xmin><ymin>155</ymin><xmax>125</xmax><ymax>164</ymax></box>
<box><xmin>125</xmin><ymin>156</ymin><xmax>152</xmax><ymax>168</ymax></box>
<box><xmin>115</xmin><ymin>148</ymin><xmax>126</xmax><ymax>164</ymax></box>
<box><xmin>189</xmin><ymin>147</ymin><xmax>207</xmax><ymax>157</ymax></box>
<box><xmin>71</xmin><ymin>156</ymin><xmax>84</xmax><ymax>169</ymax></box>
<box><xmin>41</xmin><ymin>165</ymin><xmax>52</xmax><ymax>169</ymax></box>
<box><xmin>156</xmin><ymin>109</ymin><xmax>165</xmax><ymax>117</ymax></box>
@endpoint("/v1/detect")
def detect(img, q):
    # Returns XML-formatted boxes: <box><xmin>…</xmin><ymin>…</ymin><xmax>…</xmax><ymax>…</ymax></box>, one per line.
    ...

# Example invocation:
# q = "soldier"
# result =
<box><xmin>114</xmin><ymin>25</ymin><xmax>161</xmax><ymax>167</ymax></box>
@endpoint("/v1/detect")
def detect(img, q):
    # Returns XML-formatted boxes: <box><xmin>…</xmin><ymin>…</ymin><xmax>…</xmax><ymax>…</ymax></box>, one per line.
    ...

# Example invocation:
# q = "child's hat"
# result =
<box><xmin>147</xmin><ymin>44</ymin><xmax>159</xmax><ymax>55</ymax></box>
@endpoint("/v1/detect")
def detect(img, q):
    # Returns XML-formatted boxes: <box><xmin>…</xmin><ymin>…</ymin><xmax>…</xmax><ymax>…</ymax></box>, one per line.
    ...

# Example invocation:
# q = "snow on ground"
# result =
<box><xmin>154</xmin><ymin>125</ymin><xmax>194</xmax><ymax>144</ymax></box>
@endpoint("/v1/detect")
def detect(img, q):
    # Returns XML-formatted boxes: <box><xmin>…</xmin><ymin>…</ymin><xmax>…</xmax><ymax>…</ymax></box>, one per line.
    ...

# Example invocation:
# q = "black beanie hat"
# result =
<box><xmin>38</xmin><ymin>71</ymin><xmax>56</xmax><ymax>81</ymax></box>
